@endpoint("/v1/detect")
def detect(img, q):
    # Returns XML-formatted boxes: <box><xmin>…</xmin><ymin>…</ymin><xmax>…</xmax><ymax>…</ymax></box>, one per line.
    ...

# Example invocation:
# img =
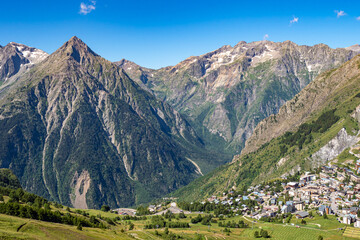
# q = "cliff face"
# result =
<box><xmin>117</xmin><ymin>40</ymin><xmax>359</xmax><ymax>153</ymax></box>
<box><xmin>0</xmin><ymin>37</ymin><xmax>220</xmax><ymax>208</ymax></box>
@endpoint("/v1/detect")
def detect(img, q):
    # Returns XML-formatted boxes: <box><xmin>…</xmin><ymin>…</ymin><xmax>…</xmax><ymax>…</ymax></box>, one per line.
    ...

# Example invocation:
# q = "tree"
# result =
<box><xmin>101</xmin><ymin>205</ymin><xmax>110</xmax><ymax>212</ymax></box>
<box><xmin>318</xmin><ymin>235</ymin><xmax>323</xmax><ymax>240</ymax></box>
<box><xmin>254</xmin><ymin>231</ymin><xmax>260</xmax><ymax>238</ymax></box>
<box><xmin>164</xmin><ymin>227</ymin><xmax>169</xmax><ymax>235</ymax></box>
<box><xmin>323</xmin><ymin>212</ymin><xmax>328</xmax><ymax>219</ymax></box>
<box><xmin>129</xmin><ymin>222</ymin><xmax>134</xmax><ymax>230</ymax></box>
<box><xmin>260</xmin><ymin>229</ymin><xmax>269</xmax><ymax>238</ymax></box>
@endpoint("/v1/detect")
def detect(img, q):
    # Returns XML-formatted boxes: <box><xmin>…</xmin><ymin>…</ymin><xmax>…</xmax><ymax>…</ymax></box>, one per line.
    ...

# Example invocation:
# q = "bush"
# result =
<box><xmin>77</xmin><ymin>223</ymin><xmax>82</xmax><ymax>231</ymax></box>
<box><xmin>129</xmin><ymin>222</ymin><xmax>134</xmax><ymax>230</ymax></box>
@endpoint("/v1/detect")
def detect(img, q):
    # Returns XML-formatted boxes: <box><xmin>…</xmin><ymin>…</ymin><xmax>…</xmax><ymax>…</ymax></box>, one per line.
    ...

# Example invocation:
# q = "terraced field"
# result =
<box><xmin>344</xmin><ymin>227</ymin><xmax>360</xmax><ymax>239</ymax></box>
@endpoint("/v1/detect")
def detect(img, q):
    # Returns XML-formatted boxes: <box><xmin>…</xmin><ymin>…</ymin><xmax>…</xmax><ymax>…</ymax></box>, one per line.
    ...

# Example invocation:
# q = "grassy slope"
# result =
<box><xmin>0</xmin><ymin>214</ymin><xmax>132</xmax><ymax>240</ymax></box>
<box><xmin>0</xmin><ymin>212</ymin><xmax>355</xmax><ymax>240</ymax></box>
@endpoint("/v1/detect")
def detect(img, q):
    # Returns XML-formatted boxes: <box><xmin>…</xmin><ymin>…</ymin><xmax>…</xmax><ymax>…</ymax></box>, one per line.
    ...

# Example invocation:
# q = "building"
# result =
<box><xmin>343</xmin><ymin>215</ymin><xmax>352</xmax><ymax>225</ymax></box>
<box><xmin>355</xmin><ymin>221</ymin><xmax>360</xmax><ymax>228</ymax></box>
<box><xmin>318</xmin><ymin>205</ymin><xmax>332</xmax><ymax>215</ymax></box>
<box><xmin>294</xmin><ymin>201</ymin><xmax>305</xmax><ymax>211</ymax></box>
<box><xmin>281</xmin><ymin>205</ymin><xmax>293</xmax><ymax>214</ymax></box>
<box><xmin>296</xmin><ymin>211</ymin><xmax>309</xmax><ymax>219</ymax></box>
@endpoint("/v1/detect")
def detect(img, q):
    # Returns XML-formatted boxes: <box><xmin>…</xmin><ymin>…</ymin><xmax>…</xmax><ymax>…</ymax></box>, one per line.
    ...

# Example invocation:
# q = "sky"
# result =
<box><xmin>1</xmin><ymin>0</ymin><xmax>360</xmax><ymax>69</ymax></box>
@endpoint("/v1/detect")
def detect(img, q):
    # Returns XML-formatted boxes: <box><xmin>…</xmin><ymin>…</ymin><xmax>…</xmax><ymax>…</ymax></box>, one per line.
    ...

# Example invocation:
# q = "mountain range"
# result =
<box><xmin>0</xmin><ymin>36</ymin><xmax>359</xmax><ymax>208</ymax></box>
<box><xmin>117</xmin><ymin>41</ymin><xmax>360</xmax><ymax>153</ymax></box>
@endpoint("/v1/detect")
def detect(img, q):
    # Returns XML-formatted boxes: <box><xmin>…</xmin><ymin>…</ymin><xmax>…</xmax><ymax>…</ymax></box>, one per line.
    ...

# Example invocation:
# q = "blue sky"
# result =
<box><xmin>1</xmin><ymin>0</ymin><xmax>360</xmax><ymax>69</ymax></box>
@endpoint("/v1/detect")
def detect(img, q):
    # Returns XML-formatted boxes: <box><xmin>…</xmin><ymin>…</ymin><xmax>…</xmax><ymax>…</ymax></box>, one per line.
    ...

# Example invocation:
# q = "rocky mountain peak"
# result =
<box><xmin>52</xmin><ymin>36</ymin><xmax>98</xmax><ymax>64</ymax></box>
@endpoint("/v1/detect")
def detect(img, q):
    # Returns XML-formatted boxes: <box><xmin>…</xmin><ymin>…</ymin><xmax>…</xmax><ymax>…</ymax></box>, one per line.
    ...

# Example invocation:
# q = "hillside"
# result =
<box><xmin>170</xmin><ymin>53</ymin><xmax>360</xmax><ymax>201</ymax></box>
<box><xmin>0</xmin><ymin>36</ymin><xmax>229</xmax><ymax>209</ymax></box>
<box><xmin>117</xmin><ymin>41</ymin><xmax>360</xmax><ymax>153</ymax></box>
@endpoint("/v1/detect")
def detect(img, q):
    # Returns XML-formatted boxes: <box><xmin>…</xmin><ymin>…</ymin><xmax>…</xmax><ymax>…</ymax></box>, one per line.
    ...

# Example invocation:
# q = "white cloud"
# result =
<box><xmin>335</xmin><ymin>10</ymin><xmax>346</xmax><ymax>18</ymax></box>
<box><xmin>263</xmin><ymin>34</ymin><xmax>269</xmax><ymax>40</ymax></box>
<box><xmin>79</xmin><ymin>1</ymin><xmax>96</xmax><ymax>15</ymax></box>
<box><xmin>290</xmin><ymin>16</ymin><xmax>299</xmax><ymax>25</ymax></box>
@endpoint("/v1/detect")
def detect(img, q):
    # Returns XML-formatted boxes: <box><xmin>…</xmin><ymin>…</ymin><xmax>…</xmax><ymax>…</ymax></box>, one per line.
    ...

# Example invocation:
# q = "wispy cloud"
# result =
<box><xmin>263</xmin><ymin>34</ymin><xmax>269</xmax><ymax>40</ymax></box>
<box><xmin>290</xmin><ymin>16</ymin><xmax>299</xmax><ymax>25</ymax></box>
<box><xmin>79</xmin><ymin>1</ymin><xmax>96</xmax><ymax>15</ymax></box>
<box><xmin>357</xmin><ymin>16</ymin><xmax>360</xmax><ymax>21</ymax></box>
<box><xmin>335</xmin><ymin>10</ymin><xmax>346</xmax><ymax>18</ymax></box>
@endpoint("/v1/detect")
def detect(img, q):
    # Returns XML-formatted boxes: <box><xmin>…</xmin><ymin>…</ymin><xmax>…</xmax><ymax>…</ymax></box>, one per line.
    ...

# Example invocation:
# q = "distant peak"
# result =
<box><xmin>346</xmin><ymin>44</ymin><xmax>360</xmax><ymax>52</ymax></box>
<box><xmin>282</xmin><ymin>40</ymin><xmax>296</xmax><ymax>45</ymax></box>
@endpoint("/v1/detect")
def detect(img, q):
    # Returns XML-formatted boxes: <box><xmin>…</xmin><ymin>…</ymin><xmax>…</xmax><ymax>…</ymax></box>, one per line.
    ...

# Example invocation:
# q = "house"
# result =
<box><xmin>286</xmin><ymin>182</ymin><xmax>299</xmax><ymax>189</ymax></box>
<box><xmin>296</xmin><ymin>211</ymin><xmax>309</xmax><ymax>219</ymax></box>
<box><xmin>351</xmin><ymin>174</ymin><xmax>360</xmax><ymax>183</ymax></box>
<box><xmin>300</xmin><ymin>174</ymin><xmax>316</xmax><ymax>183</ymax></box>
<box><xmin>355</xmin><ymin>220</ymin><xmax>360</xmax><ymax>228</ymax></box>
<box><xmin>148</xmin><ymin>205</ymin><xmax>156</xmax><ymax>212</ymax></box>
<box><xmin>342</xmin><ymin>208</ymin><xmax>351</xmax><ymax>215</ymax></box>
<box><xmin>343</xmin><ymin>215</ymin><xmax>351</xmax><ymax>224</ymax></box>
<box><xmin>294</xmin><ymin>201</ymin><xmax>305</xmax><ymax>211</ymax></box>
<box><xmin>270</xmin><ymin>198</ymin><xmax>277</xmax><ymax>205</ymax></box>
<box><xmin>320</xmin><ymin>172</ymin><xmax>330</xmax><ymax>179</ymax></box>
<box><xmin>281</xmin><ymin>205</ymin><xmax>293</xmax><ymax>214</ymax></box>
<box><xmin>318</xmin><ymin>205</ymin><xmax>332</xmax><ymax>215</ymax></box>
<box><xmin>350</xmin><ymin>207</ymin><xmax>359</xmax><ymax>215</ymax></box>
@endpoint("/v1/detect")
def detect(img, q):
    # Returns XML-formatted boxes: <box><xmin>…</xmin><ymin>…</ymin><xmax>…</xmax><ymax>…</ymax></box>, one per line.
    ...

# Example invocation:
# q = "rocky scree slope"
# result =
<box><xmin>170</xmin><ymin>54</ymin><xmax>360</xmax><ymax>201</ymax></box>
<box><xmin>117</xmin><ymin>41</ymin><xmax>360</xmax><ymax>153</ymax></box>
<box><xmin>0</xmin><ymin>36</ymin><xmax>218</xmax><ymax>209</ymax></box>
